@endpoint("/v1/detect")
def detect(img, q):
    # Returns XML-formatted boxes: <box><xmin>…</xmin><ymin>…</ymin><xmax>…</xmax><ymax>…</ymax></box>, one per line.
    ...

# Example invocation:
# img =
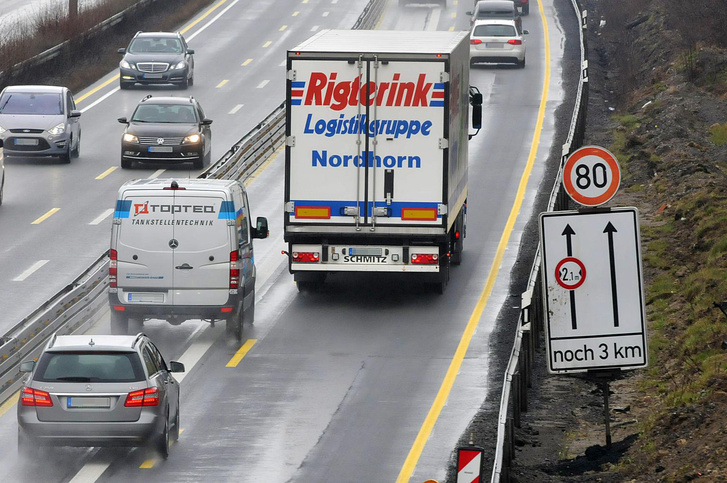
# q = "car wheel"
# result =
<box><xmin>188</xmin><ymin>74</ymin><xmax>194</xmax><ymax>87</ymax></box>
<box><xmin>121</xmin><ymin>157</ymin><xmax>132</xmax><ymax>169</ymax></box>
<box><xmin>119</xmin><ymin>79</ymin><xmax>131</xmax><ymax>90</ymax></box>
<box><xmin>71</xmin><ymin>132</ymin><xmax>81</xmax><ymax>158</ymax></box>
<box><xmin>193</xmin><ymin>156</ymin><xmax>203</xmax><ymax>170</ymax></box>
<box><xmin>180</xmin><ymin>76</ymin><xmax>189</xmax><ymax>90</ymax></box>
<box><xmin>0</xmin><ymin>177</ymin><xmax>4</xmax><ymax>207</ymax></box>
<box><xmin>156</xmin><ymin>412</ymin><xmax>170</xmax><ymax>459</ymax></box>
<box><xmin>59</xmin><ymin>149</ymin><xmax>71</xmax><ymax>164</ymax></box>
<box><xmin>171</xmin><ymin>400</ymin><xmax>180</xmax><ymax>443</ymax></box>
<box><xmin>518</xmin><ymin>58</ymin><xmax>526</xmax><ymax>68</ymax></box>
<box><xmin>110</xmin><ymin>310</ymin><xmax>128</xmax><ymax>334</ymax></box>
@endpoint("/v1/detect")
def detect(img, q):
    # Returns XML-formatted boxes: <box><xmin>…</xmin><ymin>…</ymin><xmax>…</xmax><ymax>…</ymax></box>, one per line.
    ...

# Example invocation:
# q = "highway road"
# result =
<box><xmin>0</xmin><ymin>0</ymin><xmax>568</xmax><ymax>481</ymax></box>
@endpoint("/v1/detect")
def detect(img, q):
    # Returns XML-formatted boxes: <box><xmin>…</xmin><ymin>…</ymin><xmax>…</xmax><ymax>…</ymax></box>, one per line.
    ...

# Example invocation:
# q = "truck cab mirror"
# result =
<box><xmin>469</xmin><ymin>86</ymin><xmax>483</xmax><ymax>133</ymax></box>
<box><xmin>253</xmin><ymin>217</ymin><xmax>269</xmax><ymax>239</ymax></box>
<box><xmin>20</xmin><ymin>361</ymin><xmax>35</xmax><ymax>373</ymax></box>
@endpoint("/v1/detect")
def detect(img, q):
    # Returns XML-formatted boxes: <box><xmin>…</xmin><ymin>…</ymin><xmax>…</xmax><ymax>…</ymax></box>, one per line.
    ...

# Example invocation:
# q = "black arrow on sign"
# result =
<box><xmin>561</xmin><ymin>224</ymin><xmax>578</xmax><ymax>330</ymax></box>
<box><xmin>604</xmin><ymin>221</ymin><xmax>620</xmax><ymax>327</ymax></box>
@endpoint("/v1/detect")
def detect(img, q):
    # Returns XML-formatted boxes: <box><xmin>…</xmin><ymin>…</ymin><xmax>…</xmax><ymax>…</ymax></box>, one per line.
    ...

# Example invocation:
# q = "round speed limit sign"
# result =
<box><xmin>563</xmin><ymin>146</ymin><xmax>621</xmax><ymax>206</ymax></box>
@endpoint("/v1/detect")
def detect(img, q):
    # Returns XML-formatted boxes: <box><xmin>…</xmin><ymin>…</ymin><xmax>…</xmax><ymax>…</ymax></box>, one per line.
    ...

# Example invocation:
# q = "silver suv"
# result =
<box><xmin>0</xmin><ymin>85</ymin><xmax>82</xmax><ymax>164</ymax></box>
<box><xmin>17</xmin><ymin>333</ymin><xmax>184</xmax><ymax>457</ymax></box>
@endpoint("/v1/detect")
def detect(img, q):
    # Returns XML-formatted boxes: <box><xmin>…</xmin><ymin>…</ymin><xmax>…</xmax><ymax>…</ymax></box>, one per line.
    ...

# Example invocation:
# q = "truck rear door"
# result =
<box><xmin>287</xmin><ymin>57</ymin><xmax>447</xmax><ymax>229</ymax></box>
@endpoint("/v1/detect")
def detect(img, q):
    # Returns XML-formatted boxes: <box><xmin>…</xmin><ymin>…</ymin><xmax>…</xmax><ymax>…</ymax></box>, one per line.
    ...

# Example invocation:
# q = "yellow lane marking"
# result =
<box><xmin>451</xmin><ymin>12</ymin><xmax>456</xmax><ymax>18</ymax></box>
<box><xmin>280</xmin><ymin>25</ymin><xmax>288</xmax><ymax>31</ymax></box>
<box><xmin>75</xmin><ymin>0</ymin><xmax>230</xmax><ymax>104</ymax></box>
<box><xmin>449</xmin><ymin>26</ymin><xmax>454</xmax><ymax>31</ymax></box>
<box><xmin>179</xmin><ymin>0</ymin><xmax>230</xmax><ymax>35</ymax></box>
<box><xmin>0</xmin><ymin>391</ymin><xmax>19</xmax><ymax>418</ymax></box>
<box><xmin>293</xmin><ymin>11</ymin><xmax>300</xmax><ymax>16</ymax></box>
<box><xmin>217</xmin><ymin>79</ymin><xmax>229</xmax><ymax>88</ymax></box>
<box><xmin>396</xmin><ymin>0</ymin><xmax>553</xmax><ymax>480</ymax></box>
<box><xmin>95</xmin><ymin>166</ymin><xmax>117</xmax><ymax>180</ymax></box>
<box><xmin>32</xmin><ymin>208</ymin><xmax>60</xmax><ymax>225</ymax></box>
<box><xmin>263</xmin><ymin>40</ymin><xmax>272</xmax><ymax>48</ymax></box>
<box><xmin>226</xmin><ymin>339</ymin><xmax>257</xmax><ymax>368</ymax></box>
<box><xmin>140</xmin><ymin>459</ymin><xmax>155</xmax><ymax>469</ymax></box>
<box><xmin>244</xmin><ymin>145</ymin><xmax>283</xmax><ymax>188</ymax></box>
<box><xmin>302</xmin><ymin>0</ymin><xmax>309</xmax><ymax>3</ymax></box>
<box><xmin>242</xmin><ymin>58</ymin><xmax>253</xmax><ymax>66</ymax></box>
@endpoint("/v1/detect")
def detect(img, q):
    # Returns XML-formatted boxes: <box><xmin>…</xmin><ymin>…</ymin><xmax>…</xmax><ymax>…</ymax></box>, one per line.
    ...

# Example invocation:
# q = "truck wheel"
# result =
<box><xmin>295</xmin><ymin>273</ymin><xmax>326</xmax><ymax>293</ymax></box>
<box><xmin>110</xmin><ymin>311</ymin><xmax>129</xmax><ymax>334</ymax></box>
<box><xmin>433</xmin><ymin>259</ymin><xmax>450</xmax><ymax>294</ymax></box>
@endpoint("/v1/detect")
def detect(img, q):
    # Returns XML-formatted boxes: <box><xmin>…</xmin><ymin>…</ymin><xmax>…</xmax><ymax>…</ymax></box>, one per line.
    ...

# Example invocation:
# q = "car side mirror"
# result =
<box><xmin>253</xmin><ymin>216</ymin><xmax>269</xmax><ymax>239</ymax></box>
<box><xmin>466</xmin><ymin>11</ymin><xmax>472</xmax><ymax>15</ymax></box>
<box><xmin>20</xmin><ymin>361</ymin><xmax>35</xmax><ymax>373</ymax></box>
<box><xmin>186</xmin><ymin>49</ymin><xmax>195</xmax><ymax>55</ymax></box>
<box><xmin>118</xmin><ymin>117</ymin><xmax>128</xmax><ymax>124</ymax></box>
<box><xmin>69</xmin><ymin>110</ymin><xmax>81</xmax><ymax>118</ymax></box>
<box><xmin>0</xmin><ymin>139</ymin><xmax>3</xmax><ymax>148</ymax></box>
<box><xmin>118</xmin><ymin>48</ymin><xmax>126</xmax><ymax>54</ymax></box>
<box><xmin>523</xmin><ymin>30</ymin><xmax>529</xmax><ymax>34</ymax></box>
<box><xmin>202</xmin><ymin>118</ymin><xmax>213</xmax><ymax>126</ymax></box>
<box><xmin>169</xmin><ymin>361</ymin><xmax>185</xmax><ymax>373</ymax></box>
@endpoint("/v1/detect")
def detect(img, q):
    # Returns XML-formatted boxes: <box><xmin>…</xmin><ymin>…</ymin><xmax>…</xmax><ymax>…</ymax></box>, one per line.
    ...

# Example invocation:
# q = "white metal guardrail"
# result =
<box><xmin>490</xmin><ymin>0</ymin><xmax>588</xmax><ymax>480</ymax></box>
<box><xmin>0</xmin><ymin>0</ymin><xmax>386</xmax><ymax>406</ymax></box>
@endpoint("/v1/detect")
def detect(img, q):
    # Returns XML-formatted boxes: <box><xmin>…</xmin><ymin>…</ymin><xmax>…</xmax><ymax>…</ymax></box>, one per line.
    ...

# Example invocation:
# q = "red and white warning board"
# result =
<box><xmin>563</xmin><ymin>146</ymin><xmax>621</xmax><ymax>206</ymax></box>
<box><xmin>539</xmin><ymin>207</ymin><xmax>648</xmax><ymax>373</ymax></box>
<box><xmin>457</xmin><ymin>446</ymin><xmax>483</xmax><ymax>483</ymax></box>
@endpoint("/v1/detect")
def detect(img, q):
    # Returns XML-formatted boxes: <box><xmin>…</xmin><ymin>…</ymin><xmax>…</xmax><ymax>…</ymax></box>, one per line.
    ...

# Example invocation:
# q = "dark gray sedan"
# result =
<box><xmin>17</xmin><ymin>333</ymin><xmax>184</xmax><ymax>458</ymax></box>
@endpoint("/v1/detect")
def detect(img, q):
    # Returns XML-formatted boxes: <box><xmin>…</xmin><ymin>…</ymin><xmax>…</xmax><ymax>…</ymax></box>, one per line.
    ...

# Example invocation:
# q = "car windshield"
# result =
<box><xmin>34</xmin><ymin>351</ymin><xmax>146</xmax><ymax>383</ymax></box>
<box><xmin>129</xmin><ymin>37</ymin><xmax>183</xmax><ymax>54</ymax></box>
<box><xmin>131</xmin><ymin>104</ymin><xmax>197</xmax><ymax>123</ymax></box>
<box><xmin>0</xmin><ymin>92</ymin><xmax>63</xmax><ymax>115</ymax></box>
<box><xmin>473</xmin><ymin>24</ymin><xmax>517</xmax><ymax>37</ymax></box>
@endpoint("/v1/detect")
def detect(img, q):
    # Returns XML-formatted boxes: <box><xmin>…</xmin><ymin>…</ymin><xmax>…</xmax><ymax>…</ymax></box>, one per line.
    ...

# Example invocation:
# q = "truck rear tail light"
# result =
<box><xmin>411</xmin><ymin>253</ymin><xmax>439</xmax><ymax>265</ymax></box>
<box><xmin>229</xmin><ymin>251</ymin><xmax>240</xmax><ymax>289</ymax></box>
<box><xmin>470</xmin><ymin>39</ymin><xmax>482</xmax><ymax>45</ymax></box>
<box><xmin>401</xmin><ymin>208</ymin><xmax>437</xmax><ymax>221</ymax></box>
<box><xmin>292</xmin><ymin>251</ymin><xmax>320</xmax><ymax>263</ymax></box>
<box><xmin>21</xmin><ymin>387</ymin><xmax>53</xmax><ymax>407</ymax></box>
<box><xmin>125</xmin><ymin>387</ymin><xmax>159</xmax><ymax>407</ymax></box>
<box><xmin>109</xmin><ymin>249</ymin><xmax>118</xmax><ymax>288</ymax></box>
<box><xmin>508</xmin><ymin>39</ymin><xmax>523</xmax><ymax>46</ymax></box>
<box><xmin>295</xmin><ymin>206</ymin><xmax>331</xmax><ymax>219</ymax></box>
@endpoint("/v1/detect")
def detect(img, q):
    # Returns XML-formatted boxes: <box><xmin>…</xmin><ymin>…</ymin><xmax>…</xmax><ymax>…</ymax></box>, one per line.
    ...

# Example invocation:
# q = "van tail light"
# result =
<box><xmin>229</xmin><ymin>250</ymin><xmax>240</xmax><ymax>289</ymax></box>
<box><xmin>411</xmin><ymin>253</ymin><xmax>439</xmax><ymax>265</ymax></box>
<box><xmin>292</xmin><ymin>251</ymin><xmax>320</xmax><ymax>263</ymax></box>
<box><xmin>21</xmin><ymin>387</ymin><xmax>53</xmax><ymax>407</ymax></box>
<box><xmin>470</xmin><ymin>39</ymin><xmax>482</xmax><ymax>45</ymax></box>
<box><xmin>109</xmin><ymin>249</ymin><xmax>118</xmax><ymax>288</ymax></box>
<box><xmin>508</xmin><ymin>39</ymin><xmax>523</xmax><ymax>45</ymax></box>
<box><xmin>125</xmin><ymin>387</ymin><xmax>159</xmax><ymax>407</ymax></box>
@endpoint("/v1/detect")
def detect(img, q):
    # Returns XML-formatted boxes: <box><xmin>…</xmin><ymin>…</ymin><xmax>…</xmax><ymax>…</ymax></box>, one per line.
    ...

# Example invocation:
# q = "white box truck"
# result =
<box><xmin>109</xmin><ymin>178</ymin><xmax>268</xmax><ymax>339</ymax></box>
<box><xmin>284</xmin><ymin>30</ymin><xmax>481</xmax><ymax>292</ymax></box>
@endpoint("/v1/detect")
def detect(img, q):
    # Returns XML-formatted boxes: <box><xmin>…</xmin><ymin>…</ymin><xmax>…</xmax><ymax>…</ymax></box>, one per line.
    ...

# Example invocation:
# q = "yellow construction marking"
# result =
<box><xmin>396</xmin><ymin>0</ymin><xmax>553</xmax><ymax>480</ymax></box>
<box><xmin>95</xmin><ymin>166</ymin><xmax>118</xmax><ymax>180</ymax></box>
<box><xmin>32</xmin><ymin>208</ymin><xmax>60</xmax><ymax>225</ymax></box>
<box><xmin>226</xmin><ymin>339</ymin><xmax>257</xmax><ymax>368</ymax></box>
<box><xmin>217</xmin><ymin>80</ymin><xmax>229</xmax><ymax>88</ymax></box>
<box><xmin>242</xmin><ymin>58</ymin><xmax>253</xmax><ymax>66</ymax></box>
<box><xmin>449</xmin><ymin>26</ymin><xmax>455</xmax><ymax>31</ymax></box>
<box><xmin>263</xmin><ymin>40</ymin><xmax>272</xmax><ymax>48</ymax></box>
<box><xmin>0</xmin><ymin>392</ymin><xmax>19</xmax><ymax>417</ymax></box>
<box><xmin>293</xmin><ymin>11</ymin><xmax>300</xmax><ymax>16</ymax></box>
<box><xmin>140</xmin><ymin>459</ymin><xmax>156</xmax><ymax>469</ymax></box>
<box><xmin>280</xmin><ymin>25</ymin><xmax>288</xmax><ymax>31</ymax></box>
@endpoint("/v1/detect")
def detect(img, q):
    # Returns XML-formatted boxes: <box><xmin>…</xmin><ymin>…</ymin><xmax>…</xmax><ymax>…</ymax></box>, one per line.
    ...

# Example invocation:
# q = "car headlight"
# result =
<box><xmin>173</xmin><ymin>61</ymin><xmax>187</xmax><ymax>70</ymax></box>
<box><xmin>48</xmin><ymin>123</ymin><xmax>66</xmax><ymax>136</ymax></box>
<box><xmin>120</xmin><ymin>60</ymin><xmax>135</xmax><ymax>70</ymax></box>
<box><xmin>123</xmin><ymin>133</ymin><xmax>139</xmax><ymax>143</ymax></box>
<box><xmin>182</xmin><ymin>133</ymin><xmax>201</xmax><ymax>145</ymax></box>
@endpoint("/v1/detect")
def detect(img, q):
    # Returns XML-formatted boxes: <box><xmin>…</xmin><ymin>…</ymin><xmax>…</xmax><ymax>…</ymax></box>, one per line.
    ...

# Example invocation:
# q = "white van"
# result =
<box><xmin>109</xmin><ymin>178</ymin><xmax>268</xmax><ymax>339</ymax></box>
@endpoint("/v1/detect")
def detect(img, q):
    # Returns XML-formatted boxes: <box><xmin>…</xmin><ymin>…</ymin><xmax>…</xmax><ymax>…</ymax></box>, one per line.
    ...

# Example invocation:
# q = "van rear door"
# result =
<box><xmin>169</xmin><ymin>192</ymin><xmax>232</xmax><ymax>306</ymax></box>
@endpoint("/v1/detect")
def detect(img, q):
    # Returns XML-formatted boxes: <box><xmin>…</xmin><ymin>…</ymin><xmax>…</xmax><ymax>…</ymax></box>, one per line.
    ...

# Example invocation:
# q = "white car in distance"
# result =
<box><xmin>470</xmin><ymin>19</ymin><xmax>528</xmax><ymax>68</ymax></box>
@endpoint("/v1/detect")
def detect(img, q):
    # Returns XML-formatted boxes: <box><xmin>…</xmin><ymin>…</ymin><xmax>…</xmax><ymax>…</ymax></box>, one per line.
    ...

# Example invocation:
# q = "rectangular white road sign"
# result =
<box><xmin>539</xmin><ymin>207</ymin><xmax>648</xmax><ymax>373</ymax></box>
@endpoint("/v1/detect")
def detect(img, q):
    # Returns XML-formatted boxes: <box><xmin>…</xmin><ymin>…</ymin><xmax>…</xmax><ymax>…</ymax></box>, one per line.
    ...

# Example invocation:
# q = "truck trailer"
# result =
<box><xmin>284</xmin><ymin>30</ymin><xmax>481</xmax><ymax>292</ymax></box>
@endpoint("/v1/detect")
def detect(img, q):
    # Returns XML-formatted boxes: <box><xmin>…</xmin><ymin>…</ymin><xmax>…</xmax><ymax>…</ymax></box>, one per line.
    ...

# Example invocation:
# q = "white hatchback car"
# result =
<box><xmin>470</xmin><ymin>19</ymin><xmax>528</xmax><ymax>68</ymax></box>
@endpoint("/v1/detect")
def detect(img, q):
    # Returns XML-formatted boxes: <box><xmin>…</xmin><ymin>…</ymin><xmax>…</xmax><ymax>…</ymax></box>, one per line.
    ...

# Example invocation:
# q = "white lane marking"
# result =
<box><xmin>185</xmin><ymin>0</ymin><xmax>241</xmax><ymax>41</ymax></box>
<box><xmin>229</xmin><ymin>104</ymin><xmax>244</xmax><ymax>114</ymax></box>
<box><xmin>322</xmin><ymin>11</ymin><xmax>329</xmax><ymax>16</ymax></box>
<box><xmin>80</xmin><ymin>87</ymin><xmax>119</xmax><ymax>113</ymax></box>
<box><xmin>89</xmin><ymin>209</ymin><xmax>114</xmax><ymax>226</ymax></box>
<box><xmin>68</xmin><ymin>458</ymin><xmax>111</xmax><ymax>483</ymax></box>
<box><xmin>148</xmin><ymin>169</ymin><xmax>165</xmax><ymax>179</ymax></box>
<box><xmin>426</xmin><ymin>7</ymin><xmax>441</xmax><ymax>31</ymax></box>
<box><xmin>175</xmin><ymin>326</ymin><xmax>218</xmax><ymax>383</ymax></box>
<box><xmin>13</xmin><ymin>260</ymin><xmax>49</xmax><ymax>282</ymax></box>
<box><xmin>331</xmin><ymin>0</ymin><xmax>338</xmax><ymax>3</ymax></box>
<box><xmin>257</xmin><ymin>80</ymin><xmax>269</xmax><ymax>89</ymax></box>
<box><xmin>311</xmin><ymin>25</ymin><xmax>319</xmax><ymax>31</ymax></box>
<box><xmin>279</xmin><ymin>60</ymin><xmax>285</xmax><ymax>67</ymax></box>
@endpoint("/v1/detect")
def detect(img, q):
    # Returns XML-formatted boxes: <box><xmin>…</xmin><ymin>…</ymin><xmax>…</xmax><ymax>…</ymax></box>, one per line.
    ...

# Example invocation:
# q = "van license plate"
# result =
<box><xmin>128</xmin><ymin>292</ymin><xmax>164</xmax><ymax>303</ymax></box>
<box><xmin>148</xmin><ymin>146</ymin><xmax>173</xmax><ymax>153</ymax></box>
<box><xmin>67</xmin><ymin>397</ymin><xmax>110</xmax><ymax>408</ymax></box>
